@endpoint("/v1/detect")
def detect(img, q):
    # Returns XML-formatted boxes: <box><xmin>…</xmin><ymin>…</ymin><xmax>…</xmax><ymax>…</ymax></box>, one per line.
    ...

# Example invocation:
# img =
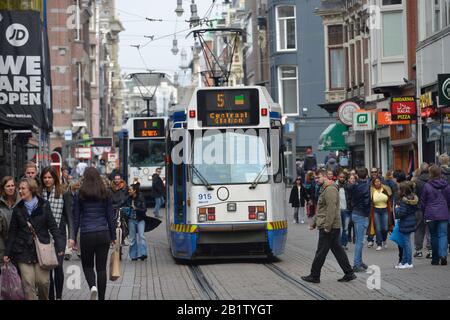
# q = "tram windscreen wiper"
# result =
<box><xmin>191</xmin><ymin>164</ymin><xmax>214</xmax><ymax>191</ymax></box>
<box><xmin>249</xmin><ymin>162</ymin><xmax>271</xmax><ymax>190</ymax></box>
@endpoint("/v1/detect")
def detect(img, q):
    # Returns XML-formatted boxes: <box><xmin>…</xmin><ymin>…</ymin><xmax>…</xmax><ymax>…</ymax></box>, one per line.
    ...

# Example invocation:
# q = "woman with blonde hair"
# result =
<box><xmin>4</xmin><ymin>178</ymin><xmax>65</xmax><ymax>300</ymax></box>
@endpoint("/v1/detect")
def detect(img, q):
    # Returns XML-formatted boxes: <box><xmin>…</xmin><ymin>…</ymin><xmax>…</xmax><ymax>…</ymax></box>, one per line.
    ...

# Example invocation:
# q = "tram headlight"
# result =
<box><xmin>148</xmin><ymin>175</ymin><xmax>152</xmax><ymax>181</ymax></box>
<box><xmin>257</xmin><ymin>212</ymin><xmax>266</xmax><ymax>221</ymax></box>
<box><xmin>198</xmin><ymin>214</ymin><xmax>207</xmax><ymax>222</ymax></box>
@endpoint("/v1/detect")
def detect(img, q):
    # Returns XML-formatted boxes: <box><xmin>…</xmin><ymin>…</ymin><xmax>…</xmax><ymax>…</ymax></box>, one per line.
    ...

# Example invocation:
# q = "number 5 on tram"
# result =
<box><xmin>166</xmin><ymin>87</ymin><xmax>287</xmax><ymax>261</ymax></box>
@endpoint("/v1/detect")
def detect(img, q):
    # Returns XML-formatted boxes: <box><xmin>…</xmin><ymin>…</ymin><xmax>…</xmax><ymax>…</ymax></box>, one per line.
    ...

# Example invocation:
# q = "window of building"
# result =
<box><xmin>278</xmin><ymin>66</ymin><xmax>298</xmax><ymax>115</ymax></box>
<box><xmin>443</xmin><ymin>0</ymin><xmax>449</xmax><ymax>27</ymax></box>
<box><xmin>328</xmin><ymin>25</ymin><xmax>345</xmax><ymax>89</ymax></box>
<box><xmin>382</xmin><ymin>0</ymin><xmax>402</xmax><ymax>5</ymax></box>
<box><xmin>356</xmin><ymin>40</ymin><xmax>362</xmax><ymax>84</ymax></box>
<box><xmin>350</xmin><ymin>44</ymin><xmax>355</xmax><ymax>87</ymax></box>
<box><xmin>382</xmin><ymin>12</ymin><xmax>404</xmax><ymax>57</ymax></box>
<box><xmin>434</xmin><ymin>0</ymin><xmax>441</xmax><ymax>32</ymax></box>
<box><xmin>276</xmin><ymin>5</ymin><xmax>296</xmax><ymax>51</ymax></box>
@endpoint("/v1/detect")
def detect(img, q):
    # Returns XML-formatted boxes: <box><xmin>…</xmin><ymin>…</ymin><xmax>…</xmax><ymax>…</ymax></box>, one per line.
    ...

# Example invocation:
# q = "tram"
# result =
<box><xmin>120</xmin><ymin>117</ymin><xmax>167</xmax><ymax>204</ymax></box>
<box><xmin>166</xmin><ymin>86</ymin><xmax>287</xmax><ymax>260</ymax></box>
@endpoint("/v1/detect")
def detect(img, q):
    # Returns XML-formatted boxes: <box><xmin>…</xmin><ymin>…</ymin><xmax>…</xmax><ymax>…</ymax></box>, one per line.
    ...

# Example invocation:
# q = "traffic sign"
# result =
<box><xmin>75</xmin><ymin>147</ymin><xmax>92</xmax><ymax>159</ymax></box>
<box><xmin>64</xmin><ymin>130</ymin><xmax>72</xmax><ymax>141</ymax></box>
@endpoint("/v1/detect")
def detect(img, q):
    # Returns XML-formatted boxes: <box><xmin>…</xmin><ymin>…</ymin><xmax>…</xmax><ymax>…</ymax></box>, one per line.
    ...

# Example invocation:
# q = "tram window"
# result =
<box><xmin>129</xmin><ymin>140</ymin><xmax>165</xmax><ymax>167</ymax></box>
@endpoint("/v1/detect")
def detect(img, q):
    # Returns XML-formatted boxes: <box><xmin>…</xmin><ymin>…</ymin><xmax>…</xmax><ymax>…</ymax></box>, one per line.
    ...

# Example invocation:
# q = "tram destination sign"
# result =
<box><xmin>197</xmin><ymin>89</ymin><xmax>260</xmax><ymax>127</ymax></box>
<box><xmin>133</xmin><ymin>118</ymin><xmax>165</xmax><ymax>138</ymax></box>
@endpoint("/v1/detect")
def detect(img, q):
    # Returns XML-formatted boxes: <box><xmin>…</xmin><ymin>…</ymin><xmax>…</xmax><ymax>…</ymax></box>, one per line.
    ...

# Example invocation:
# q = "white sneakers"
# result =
<box><xmin>395</xmin><ymin>263</ymin><xmax>413</xmax><ymax>269</ymax></box>
<box><xmin>90</xmin><ymin>286</ymin><xmax>98</xmax><ymax>300</ymax></box>
<box><xmin>376</xmin><ymin>246</ymin><xmax>382</xmax><ymax>251</ymax></box>
<box><xmin>300</xmin><ymin>220</ymin><xmax>305</xmax><ymax>224</ymax></box>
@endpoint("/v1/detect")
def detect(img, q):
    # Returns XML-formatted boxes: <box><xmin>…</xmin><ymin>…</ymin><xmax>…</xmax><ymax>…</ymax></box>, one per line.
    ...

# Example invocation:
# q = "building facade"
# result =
<box><xmin>268</xmin><ymin>0</ymin><xmax>334</xmax><ymax>180</ymax></box>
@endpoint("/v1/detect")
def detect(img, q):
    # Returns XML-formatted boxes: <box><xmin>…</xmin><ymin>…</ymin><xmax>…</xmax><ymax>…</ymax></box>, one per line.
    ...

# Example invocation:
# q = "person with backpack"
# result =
<box><xmin>289</xmin><ymin>177</ymin><xmax>307</xmax><ymax>224</ymax></box>
<box><xmin>303</xmin><ymin>148</ymin><xmax>317</xmax><ymax>173</ymax></box>
<box><xmin>394</xmin><ymin>182</ymin><xmax>418</xmax><ymax>269</ymax></box>
<box><xmin>420</xmin><ymin>165</ymin><xmax>450</xmax><ymax>266</ymax></box>
<box><xmin>71</xmin><ymin>167</ymin><xmax>116</xmax><ymax>300</ymax></box>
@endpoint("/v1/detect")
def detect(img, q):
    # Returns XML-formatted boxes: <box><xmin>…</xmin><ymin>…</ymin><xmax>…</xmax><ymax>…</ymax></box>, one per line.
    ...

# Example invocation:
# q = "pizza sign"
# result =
<box><xmin>391</xmin><ymin>97</ymin><xmax>416</xmax><ymax>121</ymax></box>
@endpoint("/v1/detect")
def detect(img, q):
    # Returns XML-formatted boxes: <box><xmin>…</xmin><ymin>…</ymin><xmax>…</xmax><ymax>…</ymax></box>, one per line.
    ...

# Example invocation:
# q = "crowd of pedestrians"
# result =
<box><xmin>0</xmin><ymin>162</ymin><xmax>165</xmax><ymax>300</ymax></box>
<box><xmin>291</xmin><ymin>154</ymin><xmax>450</xmax><ymax>282</ymax></box>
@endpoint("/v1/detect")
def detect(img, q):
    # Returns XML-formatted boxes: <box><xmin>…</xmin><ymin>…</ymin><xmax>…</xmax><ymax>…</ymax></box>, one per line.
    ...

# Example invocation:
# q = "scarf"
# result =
<box><xmin>24</xmin><ymin>196</ymin><xmax>38</xmax><ymax>216</ymax></box>
<box><xmin>44</xmin><ymin>187</ymin><xmax>64</xmax><ymax>226</ymax></box>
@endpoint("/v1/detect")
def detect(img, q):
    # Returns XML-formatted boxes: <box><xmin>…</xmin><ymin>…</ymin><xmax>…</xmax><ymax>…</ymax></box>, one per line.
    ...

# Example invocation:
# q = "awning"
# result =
<box><xmin>318</xmin><ymin>122</ymin><xmax>349</xmax><ymax>151</ymax></box>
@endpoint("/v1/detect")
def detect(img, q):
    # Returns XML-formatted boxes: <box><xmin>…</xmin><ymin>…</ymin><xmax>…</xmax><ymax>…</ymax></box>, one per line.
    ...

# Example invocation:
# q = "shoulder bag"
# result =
<box><xmin>26</xmin><ymin>219</ymin><xmax>59</xmax><ymax>270</ymax></box>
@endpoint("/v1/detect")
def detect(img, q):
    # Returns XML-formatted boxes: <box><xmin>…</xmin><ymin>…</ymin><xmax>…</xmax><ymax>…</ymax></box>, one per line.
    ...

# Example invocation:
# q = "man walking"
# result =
<box><xmin>152</xmin><ymin>168</ymin><xmax>165</xmax><ymax>218</ymax></box>
<box><xmin>301</xmin><ymin>170</ymin><xmax>356</xmax><ymax>283</ymax></box>
<box><xmin>348</xmin><ymin>168</ymin><xmax>371</xmax><ymax>272</ymax></box>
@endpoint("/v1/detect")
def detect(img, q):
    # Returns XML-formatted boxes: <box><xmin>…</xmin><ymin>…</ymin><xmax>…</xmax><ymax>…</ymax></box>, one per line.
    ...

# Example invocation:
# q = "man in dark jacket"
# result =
<box><xmin>301</xmin><ymin>170</ymin><xmax>356</xmax><ymax>283</ymax></box>
<box><xmin>348</xmin><ymin>168</ymin><xmax>371</xmax><ymax>272</ymax></box>
<box><xmin>152</xmin><ymin>168</ymin><xmax>165</xmax><ymax>218</ymax></box>
<box><xmin>414</xmin><ymin>163</ymin><xmax>431</xmax><ymax>258</ymax></box>
<box><xmin>303</xmin><ymin>148</ymin><xmax>317</xmax><ymax>172</ymax></box>
<box><xmin>110</xmin><ymin>174</ymin><xmax>128</xmax><ymax>211</ymax></box>
<box><xmin>438</xmin><ymin>154</ymin><xmax>450</xmax><ymax>250</ymax></box>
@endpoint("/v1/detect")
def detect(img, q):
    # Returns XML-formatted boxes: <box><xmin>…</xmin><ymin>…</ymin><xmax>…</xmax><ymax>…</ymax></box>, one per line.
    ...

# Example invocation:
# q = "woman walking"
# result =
<box><xmin>289</xmin><ymin>177</ymin><xmax>307</xmax><ymax>224</ymax></box>
<box><xmin>3</xmin><ymin>178</ymin><xmax>65</xmax><ymax>300</ymax></box>
<box><xmin>40</xmin><ymin>166</ymin><xmax>74</xmax><ymax>300</ymax></box>
<box><xmin>395</xmin><ymin>182</ymin><xmax>418</xmax><ymax>269</ymax></box>
<box><xmin>369</xmin><ymin>177</ymin><xmax>393</xmax><ymax>250</ymax></box>
<box><xmin>72</xmin><ymin>167</ymin><xmax>116</xmax><ymax>300</ymax></box>
<box><xmin>0</xmin><ymin>177</ymin><xmax>20</xmax><ymax>269</ymax></box>
<box><xmin>420</xmin><ymin>165</ymin><xmax>450</xmax><ymax>266</ymax></box>
<box><xmin>125</xmin><ymin>181</ymin><xmax>148</xmax><ymax>261</ymax></box>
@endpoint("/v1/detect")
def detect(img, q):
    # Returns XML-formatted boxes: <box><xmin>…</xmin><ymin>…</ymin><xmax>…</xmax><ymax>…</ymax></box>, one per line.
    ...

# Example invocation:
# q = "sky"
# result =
<box><xmin>116</xmin><ymin>0</ymin><xmax>219</xmax><ymax>84</ymax></box>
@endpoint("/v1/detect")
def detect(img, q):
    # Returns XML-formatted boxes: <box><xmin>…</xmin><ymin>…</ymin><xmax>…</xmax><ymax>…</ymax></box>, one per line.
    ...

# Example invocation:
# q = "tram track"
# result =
<box><xmin>264</xmin><ymin>263</ymin><xmax>330</xmax><ymax>300</ymax></box>
<box><xmin>189</xmin><ymin>265</ymin><xmax>221</xmax><ymax>300</ymax></box>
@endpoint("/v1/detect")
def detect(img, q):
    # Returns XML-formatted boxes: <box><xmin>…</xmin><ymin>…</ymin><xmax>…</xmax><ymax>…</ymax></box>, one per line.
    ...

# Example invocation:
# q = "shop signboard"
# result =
<box><xmin>438</xmin><ymin>74</ymin><xmax>450</xmax><ymax>106</ymax></box>
<box><xmin>391</xmin><ymin>96</ymin><xmax>417</xmax><ymax>121</ymax></box>
<box><xmin>338</xmin><ymin>101</ymin><xmax>361</xmax><ymax>126</ymax></box>
<box><xmin>353</xmin><ymin>111</ymin><xmax>374</xmax><ymax>131</ymax></box>
<box><xmin>377</xmin><ymin>112</ymin><xmax>415</xmax><ymax>126</ymax></box>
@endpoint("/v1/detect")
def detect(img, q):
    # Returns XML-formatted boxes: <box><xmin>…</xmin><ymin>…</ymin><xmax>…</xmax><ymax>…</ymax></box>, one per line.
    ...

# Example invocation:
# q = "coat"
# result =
<box><xmin>110</xmin><ymin>179</ymin><xmax>128</xmax><ymax>210</ymax></box>
<box><xmin>289</xmin><ymin>185</ymin><xmax>307</xmax><ymax>208</ymax></box>
<box><xmin>0</xmin><ymin>195</ymin><xmax>20</xmax><ymax>228</ymax></box>
<box><xmin>0</xmin><ymin>212</ymin><xmax>7</xmax><ymax>265</ymax></box>
<box><xmin>303</xmin><ymin>154</ymin><xmax>317</xmax><ymax>172</ymax></box>
<box><xmin>4</xmin><ymin>197</ymin><xmax>65</xmax><ymax>264</ymax></box>
<box><xmin>368</xmin><ymin>185</ymin><xmax>394</xmax><ymax>235</ymax></box>
<box><xmin>41</xmin><ymin>190</ymin><xmax>75</xmax><ymax>240</ymax></box>
<box><xmin>72</xmin><ymin>195</ymin><xmax>116</xmax><ymax>241</ymax></box>
<box><xmin>420</xmin><ymin>179</ymin><xmax>450</xmax><ymax>221</ymax></box>
<box><xmin>126</xmin><ymin>192</ymin><xmax>147</xmax><ymax>221</ymax></box>
<box><xmin>312</xmin><ymin>181</ymin><xmax>341</xmax><ymax>231</ymax></box>
<box><xmin>152</xmin><ymin>174</ymin><xmax>165</xmax><ymax>198</ymax></box>
<box><xmin>335</xmin><ymin>181</ymin><xmax>353</xmax><ymax>211</ymax></box>
<box><xmin>349</xmin><ymin>179</ymin><xmax>371</xmax><ymax>217</ymax></box>
<box><xmin>395</xmin><ymin>195</ymin><xmax>418</xmax><ymax>234</ymax></box>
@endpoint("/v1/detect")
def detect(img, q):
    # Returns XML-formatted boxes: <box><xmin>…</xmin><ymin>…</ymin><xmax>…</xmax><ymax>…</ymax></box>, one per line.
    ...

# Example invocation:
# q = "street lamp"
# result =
<box><xmin>171</xmin><ymin>37</ymin><xmax>179</xmax><ymax>55</ymax></box>
<box><xmin>175</xmin><ymin>0</ymin><xmax>184</xmax><ymax>17</ymax></box>
<box><xmin>189</xmin><ymin>0</ymin><xmax>200</xmax><ymax>27</ymax></box>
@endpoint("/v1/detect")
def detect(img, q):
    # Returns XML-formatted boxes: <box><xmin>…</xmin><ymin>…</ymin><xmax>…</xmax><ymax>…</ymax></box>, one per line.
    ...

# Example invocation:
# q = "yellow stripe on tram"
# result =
<box><xmin>171</xmin><ymin>224</ymin><xmax>198</xmax><ymax>233</ymax></box>
<box><xmin>267</xmin><ymin>221</ymin><xmax>288</xmax><ymax>230</ymax></box>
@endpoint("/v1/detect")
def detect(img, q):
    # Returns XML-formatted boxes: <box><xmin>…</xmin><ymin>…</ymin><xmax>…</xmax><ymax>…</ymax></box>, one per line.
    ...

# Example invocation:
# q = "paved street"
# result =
<box><xmin>62</xmin><ymin>199</ymin><xmax>450</xmax><ymax>300</ymax></box>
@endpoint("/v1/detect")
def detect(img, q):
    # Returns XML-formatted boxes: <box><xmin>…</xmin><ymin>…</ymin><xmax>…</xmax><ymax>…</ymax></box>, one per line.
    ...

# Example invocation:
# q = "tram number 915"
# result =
<box><xmin>198</xmin><ymin>193</ymin><xmax>212</xmax><ymax>201</ymax></box>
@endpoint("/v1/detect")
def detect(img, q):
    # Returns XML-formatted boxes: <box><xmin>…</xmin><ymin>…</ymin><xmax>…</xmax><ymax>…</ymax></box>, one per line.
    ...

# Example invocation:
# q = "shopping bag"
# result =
<box><xmin>389</xmin><ymin>219</ymin><xmax>404</xmax><ymax>247</ymax></box>
<box><xmin>109</xmin><ymin>250</ymin><xmax>121</xmax><ymax>281</ymax></box>
<box><xmin>0</xmin><ymin>263</ymin><xmax>25</xmax><ymax>300</ymax></box>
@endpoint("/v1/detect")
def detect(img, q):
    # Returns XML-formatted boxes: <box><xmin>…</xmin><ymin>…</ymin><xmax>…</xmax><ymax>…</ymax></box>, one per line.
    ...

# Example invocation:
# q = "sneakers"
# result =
<box><xmin>353</xmin><ymin>265</ymin><xmax>366</xmax><ymax>273</ymax></box>
<box><xmin>300</xmin><ymin>220</ymin><xmax>305</xmax><ymax>224</ymax></box>
<box><xmin>383</xmin><ymin>243</ymin><xmax>388</xmax><ymax>249</ymax></box>
<box><xmin>426</xmin><ymin>250</ymin><xmax>432</xmax><ymax>259</ymax></box>
<box><xmin>376</xmin><ymin>246</ymin><xmax>382</xmax><ymax>251</ymax></box>
<box><xmin>396</xmin><ymin>263</ymin><xmax>413</xmax><ymax>269</ymax></box>
<box><xmin>338</xmin><ymin>273</ymin><xmax>357</xmax><ymax>282</ymax></box>
<box><xmin>367</xmin><ymin>241</ymin><xmax>374</xmax><ymax>248</ymax></box>
<box><xmin>441</xmin><ymin>257</ymin><xmax>447</xmax><ymax>265</ymax></box>
<box><xmin>90</xmin><ymin>286</ymin><xmax>98</xmax><ymax>300</ymax></box>
<box><xmin>413</xmin><ymin>251</ymin><xmax>423</xmax><ymax>258</ymax></box>
<box><xmin>293</xmin><ymin>219</ymin><xmax>298</xmax><ymax>224</ymax></box>
<box><xmin>361</xmin><ymin>263</ymin><xmax>368</xmax><ymax>270</ymax></box>
<box><xmin>301</xmin><ymin>275</ymin><xmax>320</xmax><ymax>283</ymax></box>
<box><xmin>139</xmin><ymin>255</ymin><xmax>148</xmax><ymax>261</ymax></box>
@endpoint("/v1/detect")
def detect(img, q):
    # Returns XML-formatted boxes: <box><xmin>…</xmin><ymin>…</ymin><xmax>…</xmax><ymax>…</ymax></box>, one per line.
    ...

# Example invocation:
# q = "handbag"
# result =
<box><xmin>26</xmin><ymin>221</ymin><xmax>59</xmax><ymax>270</ymax></box>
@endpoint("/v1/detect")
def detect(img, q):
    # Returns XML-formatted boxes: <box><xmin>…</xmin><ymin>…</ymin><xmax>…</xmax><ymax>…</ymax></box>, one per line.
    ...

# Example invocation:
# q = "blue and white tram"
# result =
<box><xmin>166</xmin><ymin>86</ymin><xmax>287</xmax><ymax>260</ymax></box>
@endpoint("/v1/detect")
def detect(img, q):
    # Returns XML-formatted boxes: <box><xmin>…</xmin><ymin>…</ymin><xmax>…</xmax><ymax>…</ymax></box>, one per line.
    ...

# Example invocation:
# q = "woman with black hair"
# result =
<box><xmin>71</xmin><ymin>167</ymin><xmax>116</xmax><ymax>300</ymax></box>
<box><xmin>125</xmin><ymin>181</ymin><xmax>148</xmax><ymax>261</ymax></box>
<box><xmin>40</xmin><ymin>166</ymin><xmax>74</xmax><ymax>300</ymax></box>
<box><xmin>289</xmin><ymin>177</ymin><xmax>307</xmax><ymax>224</ymax></box>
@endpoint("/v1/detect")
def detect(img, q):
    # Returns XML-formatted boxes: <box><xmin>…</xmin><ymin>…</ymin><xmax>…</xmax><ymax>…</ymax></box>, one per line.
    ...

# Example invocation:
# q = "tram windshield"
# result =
<box><xmin>129</xmin><ymin>139</ymin><xmax>165</xmax><ymax>167</ymax></box>
<box><xmin>192</xmin><ymin>130</ymin><xmax>270</xmax><ymax>185</ymax></box>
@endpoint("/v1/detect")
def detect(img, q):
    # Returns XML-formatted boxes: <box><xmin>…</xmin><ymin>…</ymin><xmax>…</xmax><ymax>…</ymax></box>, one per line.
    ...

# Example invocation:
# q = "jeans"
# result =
<box><xmin>154</xmin><ymin>196</ymin><xmax>164</xmax><ymax>217</ymax></box>
<box><xmin>129</xmin><ymin>219</ymin><xmax>148</xmax><ymax>259</ymax></box>
<box><xmin>400</xmin><ymin>232</ymin><xmax>412</xmax><ymax>265</ymax></box>
<box><xmin>352</xmin><ymin>213</ymin><xmax>369</xmax><ymax>267</ymax></box>
<box><xmin>374</xmin><ymin>208</ymin><xmax>389</xmax><ymax>246</ymax></box>
<box><xmin>80</xmin><ymin>231</ymin><xmax>110</xmax><ymax>300</ymax></box>
<box><xmin>340</xmin><ymin>210</ymin><xmax>351</xmax><ymax>246</ymax></box>
<box><xmin>428</xmin><ymin>220</ymin><xmax>449</xmax><ymax>262</ymax></box>
<box><xmin>414</xmin><ymin>211</ymin><xmax>431</xmax><ymax>251</ymax></box>
<box><xmin>310</xmin><ymin>229</ymin><xmax>353</xmax><ymax>279</ymax></box>
<box><xmin>294</xmin><ymin>207</ymin><xmax>306</xmax><ymax>222</ymax></box>
<box><xmin>49</xmin><ymin>254</ymin><xmax>64</xmax><ymax>300</ymax></box>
